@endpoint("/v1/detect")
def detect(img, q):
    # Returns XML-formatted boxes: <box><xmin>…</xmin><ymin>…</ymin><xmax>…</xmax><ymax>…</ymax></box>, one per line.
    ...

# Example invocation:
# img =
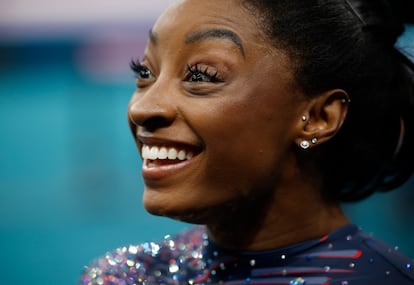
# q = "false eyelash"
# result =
<box><xmin>130</xmin><ymin>58</ymin><xmax>153</xmax><ymax>81</ymax></box>
<box><xmin>130</xmin><ymin>58</ymin><xmax>144</xmax><ymax>73</ymax></box>
<box><xmin>186</xmin><ymin>64</ymin><xmax>221</xmax><ymax>82</ymax></box>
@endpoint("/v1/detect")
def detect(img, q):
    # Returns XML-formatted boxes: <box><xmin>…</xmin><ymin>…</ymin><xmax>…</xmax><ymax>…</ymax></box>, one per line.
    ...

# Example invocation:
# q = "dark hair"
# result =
<box><xmin>241</xmin><ymin>0</ymin><xmax>414</xmax><ymax>201</ymax></box>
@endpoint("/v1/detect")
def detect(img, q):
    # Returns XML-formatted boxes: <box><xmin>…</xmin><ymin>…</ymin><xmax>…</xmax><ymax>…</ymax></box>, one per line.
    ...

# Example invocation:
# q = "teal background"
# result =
<box><xmin>0</xmin><ymin>20</ymin><xmax>413</xmax><ymax>285</ymax></box>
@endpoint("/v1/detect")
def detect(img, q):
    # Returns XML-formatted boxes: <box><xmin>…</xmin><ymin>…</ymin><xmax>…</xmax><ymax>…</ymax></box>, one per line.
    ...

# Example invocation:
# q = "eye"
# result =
<box><xmin>185</xmin><ymin>64</ymin><xmax>222</xmax><ymax>83</ymax></box>
<box><xmin>130</xmin><ymin>59</ymin><xmax>154</xmax><ymax>86</ymax></box>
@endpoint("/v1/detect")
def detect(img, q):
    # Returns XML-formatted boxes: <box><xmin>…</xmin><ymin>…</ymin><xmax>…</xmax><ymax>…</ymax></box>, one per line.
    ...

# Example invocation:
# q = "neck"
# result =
<box><xmin>206</xmin><ymin>181</ymin><xmax>349</xmax><ymax>251</ymax></box>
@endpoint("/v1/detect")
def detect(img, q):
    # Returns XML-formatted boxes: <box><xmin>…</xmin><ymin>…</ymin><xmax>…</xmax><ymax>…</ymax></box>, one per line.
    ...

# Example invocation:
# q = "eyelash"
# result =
<box><xmin>185</xmin><ymin>64</ymin><xmax>221</xmax><ymax>83</ymax></box>
<box><xmin>130</xmin><ymin>58</ymin><xmax>153</xmax><ymax>80</ymax></box>
<box><xmin>129</xmin><ymin>59</ymin><xmax>222</xmax><ymax>85</ymax></box>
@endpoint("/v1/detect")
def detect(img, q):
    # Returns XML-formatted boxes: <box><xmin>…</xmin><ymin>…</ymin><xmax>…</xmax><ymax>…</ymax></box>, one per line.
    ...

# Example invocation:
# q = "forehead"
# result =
<box><xmin>151</xmin><ymin>0</ymin><xmax>264</xmax><ymax>48</ymax></box>
<box><xmin>147</xmin><ymin>0</ymin><xmax>295</xmax><ymax>87</ymax></box>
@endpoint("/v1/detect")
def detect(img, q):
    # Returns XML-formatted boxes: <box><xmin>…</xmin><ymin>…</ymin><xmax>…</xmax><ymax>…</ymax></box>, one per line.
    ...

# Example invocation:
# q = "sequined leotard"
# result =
<box><xmin>79</xmin><ymin>224</ymin><xmax>414</xmax><ymax>284</ymax></box>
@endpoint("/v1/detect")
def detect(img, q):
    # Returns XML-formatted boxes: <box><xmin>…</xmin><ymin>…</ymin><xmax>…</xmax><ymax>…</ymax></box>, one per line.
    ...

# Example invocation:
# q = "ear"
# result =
<box><xmin>295</xmin><ymin>89</ymin><xmax>350</xmax><ymax>149</ymax></box>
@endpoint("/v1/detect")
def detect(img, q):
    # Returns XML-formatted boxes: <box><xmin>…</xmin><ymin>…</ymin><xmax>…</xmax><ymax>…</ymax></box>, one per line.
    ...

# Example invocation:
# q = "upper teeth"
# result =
<box><xmin>142</xmin><ymin>145</ymin><xmax>194</xmax><ymax>160</ymax></box>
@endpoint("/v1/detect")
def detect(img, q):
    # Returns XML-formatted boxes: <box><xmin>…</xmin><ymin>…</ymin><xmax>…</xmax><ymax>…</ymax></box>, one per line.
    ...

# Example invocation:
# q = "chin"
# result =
<box><xmin>142</xmin><ymin>190</ymin><xmax>231</xmax><ymax>225</ymax></box>
<box><xmin>144</xmin><ymin>205</ymin><xmax>212</xmax><ymax>225</ymax></box>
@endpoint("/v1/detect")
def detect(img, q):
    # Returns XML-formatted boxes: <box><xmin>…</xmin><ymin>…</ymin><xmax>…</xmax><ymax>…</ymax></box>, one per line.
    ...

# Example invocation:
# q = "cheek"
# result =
<box><xmin>200</xmin><ymin>86</ymin><xmax>295</xmax><ymax>152</ymax></box>
<box><xmin>187</xmin><ymin>92</ymin><xmax>295</xmax><ymax>190</ymax></box>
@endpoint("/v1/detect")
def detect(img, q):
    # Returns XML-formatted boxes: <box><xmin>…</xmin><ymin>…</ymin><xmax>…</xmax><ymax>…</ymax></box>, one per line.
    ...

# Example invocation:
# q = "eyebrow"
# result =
<box><xmin>149</xmin><ymin>29</ymin><xmax>158</xmax><ymax>45</ymax></box>
<box><xmin>185</xmin><ymin>29</ymin><xmax>245</xmax><ymax>58</ymax></box>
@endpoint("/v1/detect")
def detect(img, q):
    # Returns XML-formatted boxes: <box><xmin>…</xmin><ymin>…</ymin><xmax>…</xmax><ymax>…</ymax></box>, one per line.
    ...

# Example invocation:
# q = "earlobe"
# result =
<box><xmin>296</xmin><ymin>89</ymin><xmax>349</xmax><ymax>149</ymax></box>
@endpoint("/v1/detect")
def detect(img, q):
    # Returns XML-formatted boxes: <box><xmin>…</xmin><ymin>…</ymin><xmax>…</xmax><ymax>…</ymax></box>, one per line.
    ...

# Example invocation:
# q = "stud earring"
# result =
<box><xmin>341</xmin><ymin>98</ymin><xmax>351</xmax><ymax>104</ymax></box>
<box><xmin>311</xmin><ymin>138</ymin><xmax>318</xmax><ymax>144</ymax></box>
<box><xmin>301</xmin><ymin>115</ymin><xmax>307</xmax><ymax>122</ymax></box>
<box><xmin>300</xmin><ymin>140</ymin><xmax>310</xmax><ymax>149</ymax></box>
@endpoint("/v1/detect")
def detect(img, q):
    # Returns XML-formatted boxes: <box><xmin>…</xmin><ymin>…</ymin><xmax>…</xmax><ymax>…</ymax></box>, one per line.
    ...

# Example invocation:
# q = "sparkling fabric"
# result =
<box><xmin>79</xmin><ymin>224</ymin><xmax>414</xmax><ymax>284</ymax></box>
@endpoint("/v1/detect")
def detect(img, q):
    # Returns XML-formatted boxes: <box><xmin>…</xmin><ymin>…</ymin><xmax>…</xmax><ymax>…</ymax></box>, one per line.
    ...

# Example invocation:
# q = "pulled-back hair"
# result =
<box><xmin>241</xmin><ymin>0</ymin><xmax>414</xmax><ymax>201</ymax></box>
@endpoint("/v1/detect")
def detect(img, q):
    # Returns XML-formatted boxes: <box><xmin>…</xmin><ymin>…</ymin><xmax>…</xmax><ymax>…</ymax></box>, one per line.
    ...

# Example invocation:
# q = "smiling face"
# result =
<box><xmin>128</xmin><ymin>0</ymin><xmax>309</xmax><ymax>222</ymax></box>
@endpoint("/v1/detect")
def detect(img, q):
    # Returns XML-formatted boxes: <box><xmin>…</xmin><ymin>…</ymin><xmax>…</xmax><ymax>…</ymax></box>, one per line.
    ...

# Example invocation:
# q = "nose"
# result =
<box><xmin>128</xmin><ymin>87</ymin><xmax>177</xmax><ymax>132</ymax></box>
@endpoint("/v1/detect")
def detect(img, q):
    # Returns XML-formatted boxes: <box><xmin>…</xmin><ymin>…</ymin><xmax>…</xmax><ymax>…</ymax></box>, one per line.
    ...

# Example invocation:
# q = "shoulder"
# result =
<box><xmin>305</xmin><ymin>225</ymin><xmax>414</xmax><ymax>284</ymax></box>
<box><xmin>78</xmin><ymin>226</ymin><xmax>207</xmax><ymax>285</ymax></box>
<box><xmin>355</xmin><ymin>229</ymin><xmax>414</xmax><ymax>282</ymax></box>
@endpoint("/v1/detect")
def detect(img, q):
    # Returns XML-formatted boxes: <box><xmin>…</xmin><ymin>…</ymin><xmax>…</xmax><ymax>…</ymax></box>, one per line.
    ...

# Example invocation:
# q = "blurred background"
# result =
<box><xmin>0</xmin><ymin>1</ymin><xmax>413</xmax><ymax>284</ymax></box>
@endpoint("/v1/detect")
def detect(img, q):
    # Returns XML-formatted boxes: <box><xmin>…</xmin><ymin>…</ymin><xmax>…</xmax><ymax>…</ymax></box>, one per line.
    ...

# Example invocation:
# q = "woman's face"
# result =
<box><xmin>128</xmin><ymin>0</ymin><xmax>307</xmax><ymax>221</ymax></box>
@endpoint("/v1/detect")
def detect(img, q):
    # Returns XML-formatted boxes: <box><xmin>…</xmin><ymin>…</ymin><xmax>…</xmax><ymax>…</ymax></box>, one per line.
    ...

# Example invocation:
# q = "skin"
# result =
<box><xmin>128</xmin><ymin>0</ymin><xmax>350</xmax><ymax>251</ymax></box>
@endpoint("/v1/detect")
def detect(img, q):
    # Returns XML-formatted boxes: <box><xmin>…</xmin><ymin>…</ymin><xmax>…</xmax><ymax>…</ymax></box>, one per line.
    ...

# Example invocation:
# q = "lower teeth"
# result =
<box><xmin>146</xmin><ymin>158</ymin><xmax>191</xmax><ymax>168</ymax></box>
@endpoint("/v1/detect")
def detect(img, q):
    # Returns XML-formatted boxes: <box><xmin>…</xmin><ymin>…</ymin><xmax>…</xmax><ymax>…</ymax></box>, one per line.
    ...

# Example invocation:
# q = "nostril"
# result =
<box><xmin>128</xmin><ymin>104</ymin><xmax>175</xmax><ymax>130</ymax></box>
<box><xmin>128</xmin><ymin>103</ymin><xmax>175</xmax><ymax>133</ymax></box>
<box><xmin>141</xmin><ymin>116</ymin><xmax>172</xmax><ymax>132</ymax></box>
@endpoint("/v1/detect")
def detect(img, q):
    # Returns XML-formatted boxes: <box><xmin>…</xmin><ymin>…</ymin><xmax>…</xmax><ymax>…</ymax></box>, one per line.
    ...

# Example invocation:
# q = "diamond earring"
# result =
<box><xmin>300</xmin><ymin>140</ymin><xmax>310</xmax><ymax>149</ymax></box>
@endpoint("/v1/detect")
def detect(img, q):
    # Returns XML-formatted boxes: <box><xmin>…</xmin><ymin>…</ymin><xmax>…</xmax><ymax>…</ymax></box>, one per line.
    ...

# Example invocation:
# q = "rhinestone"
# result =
<box><xmin>168</xmin><ymin>240</ymin><xmax>175</xmax><ymax>248</ymax></box>
<box><xmin>126</xmin><ymin>259</ymin><xmax>135</xmax><ymax>267</ymax></box>
<box><xmin>107</xmin><ymin>258</ymin><xmax>117</xmax><ymax>266</ymax></box>
<box><xmin>250</xmin><ymin>259</ymin><xmax>256</xmax><ymax>267</ymax></box>
<box><xmin>324</xmin><ymin>266</ymin><xmax>331</xmax><ymax>272</ymax></box>
<box><xmin>192</xmin><ymin>251</ymin><xmax>201</xmax><ymax>258</ymax></box>
<box><xmin>88</xmin><ymin>269</ymin><xmax>97</xmax><ymax>279</ymax></box>
<box><xmin>128</xmin><ymin>246</ymin><xmax>138</xmax><ymax>254</ymax></box>
<box><xmin>290</xmin><ymin>277</ymin><xmax>305</xmax><ymax>285</ymax></box>
<box><xmin>281</xmin><ymin>255</ymin><xmax>286</xmax><ymax>260</ymax></box>
<box><xmin>341</xmin><ymin>282</ymin><xmax>349</xmax><ymax>285</ymax></box>
<box><xmin>406</xmin><ymin>263</ymin><xmax>412</xmax><ymax>269</ymax></box>
<box><xmin>169</xmin><ymin>264</ymin><xmax>179</xmax><ymax>273</ymax></box>
<box><xmin>349</xmin><ymin>262</ymin><xmax>355</xmax><ymax>268</ymax></box>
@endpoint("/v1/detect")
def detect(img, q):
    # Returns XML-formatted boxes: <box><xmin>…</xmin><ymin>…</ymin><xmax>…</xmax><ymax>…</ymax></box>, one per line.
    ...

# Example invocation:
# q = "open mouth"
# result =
<box><xmin>141</xmin><ymin>144</ymin><xmax>200</xmax><ymax>168</ymax></box>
